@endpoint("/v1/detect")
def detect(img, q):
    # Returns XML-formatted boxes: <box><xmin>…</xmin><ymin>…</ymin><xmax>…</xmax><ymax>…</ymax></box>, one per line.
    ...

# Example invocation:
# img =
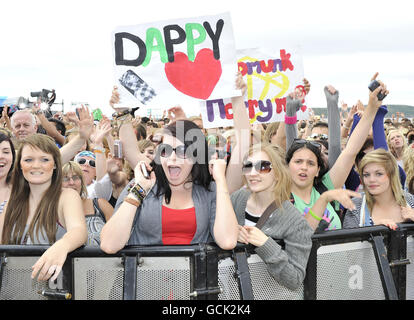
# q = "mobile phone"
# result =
<box><xmin>113</xmin><ymin>140</ymin><xmax>123</xmax><ymax>159</ymax></box>
<box><xmin>368</xmin><ymin>80</ymin><xmax>387</xmax><ymax>101</ymax></box>
<box><xmin>118</xmin><ymin>69</ymin><xmax>156</xmax><ymax>105</ymax></box>
<box><xmin>140</xmin><ymin>162</ymin><xmax>150</xmax><ymax>179</ymax></box>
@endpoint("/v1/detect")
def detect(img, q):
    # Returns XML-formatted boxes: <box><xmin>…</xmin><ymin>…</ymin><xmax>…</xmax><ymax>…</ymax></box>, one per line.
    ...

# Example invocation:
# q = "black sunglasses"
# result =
<box><xmin>292</xmin><ymin>139</ymin><xmax>322</xmax><ymax>150</ymax></box>
<box><xmin>242</xmin><ymin>160</ymin><xmax>273</xmax><ymax>174</ymax></box>
<box><xmin>159</xmin><ymin>143</ymin><xmax>187</xmax><ymax>159</ymax></box>
<box><xmin>309</xmin><ymin>133</ymin><xmax>328</xmax><ymax>141</ymax></box>
<box><xmin>76</xmin><ymin>158</ymin><xmax>96</xmax><ymax>167</ymax></box>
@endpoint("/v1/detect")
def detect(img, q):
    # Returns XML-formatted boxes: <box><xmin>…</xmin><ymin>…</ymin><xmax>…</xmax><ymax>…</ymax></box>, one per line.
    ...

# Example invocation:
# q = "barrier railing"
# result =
<box><xmin>0</xmin><ymin>223</ymin><xmax>413</xmax><ymax>300</ymax></box>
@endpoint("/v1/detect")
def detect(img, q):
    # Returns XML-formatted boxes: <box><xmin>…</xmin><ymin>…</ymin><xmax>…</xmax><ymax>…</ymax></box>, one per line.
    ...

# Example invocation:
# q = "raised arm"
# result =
<box><xmin>60</xmin><ymin>105</ymin><xmax>94</xmax><ymax>164</ymax></box>
<box><xmin>100</xmin><ymin>162</ymin><xmax>156</xmax><ymax>254</ymax></box>
<box><xmin>92</xmin><ymin>117</ymin><xmax>112</xmax><ymax>181</ymax></box>
<box><xmin>109</xmin><ymin>88</ymin><xmax>149</xmax><ymax>169</ymax></box>
<box><xmin>328</xmin><ymin>73</ymin><xmax>388</xmax><ymax>189</ymax></box>
<box><xmin>211</xmin><ymin>159</ymin><xmax>239</xmax><ymax>250</ymax></box>
<box><xmin>32</xmin><ymin>104</ymin><xmax>65</xmax><ymax>146</ymax></box>
<box><xmin>324</xmin><ymin>86</ymin><xmax>341</xmax><ymax>168</ymax></box>
<box><xmin>285</xmin><ymin>96</ymin><xmax>301</xmax><ymax>151</ymax></box>
<box><xmin>285</xmin><ymin>78</ymin><xmax>311</xmax><ymax>151</ymax></box>
<box><xmin>225</xmin><ymin>72</ymin><xmax>250</xmax><ymax>194</ymax></box>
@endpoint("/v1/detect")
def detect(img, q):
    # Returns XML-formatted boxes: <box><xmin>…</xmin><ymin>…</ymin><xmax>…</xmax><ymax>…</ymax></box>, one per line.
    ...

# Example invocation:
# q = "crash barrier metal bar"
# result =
<box><xmin>0</xmin><ymin>223</ymin><xmax>413</xmax><ymax>300</ymax></box>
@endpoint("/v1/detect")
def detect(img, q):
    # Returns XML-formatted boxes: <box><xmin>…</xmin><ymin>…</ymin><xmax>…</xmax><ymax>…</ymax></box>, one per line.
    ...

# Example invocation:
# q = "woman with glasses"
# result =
<box><xmin>285</xmin><ymin>74</ymin><xmax>389</xmax><ymax>231</ymax></box>
<box><xmin>62</xmin><ymin>161</ymin><xmax>113</xmax><ymax>245</ymax></box>
<box><xmin>231</xmin><ymin>143</ymin><xmax>313</xmax><ymax>290</ymax></box>
<box><xmin>0</xmin><ymin>134</ymin><xmax>87</xmax><ymax>282</ymax></box>
<box><xmin>74</xmin><ymin>150</ymin><xmax>113</xmax><ymax>202</ymax></box>
<box><xmin>343</xmin><ymin>148</ymin><xmax>414</xmax><ymax>229</ymax></box>
<box><xmin>100</xmin><ymin>119</ymin><xmax>239</xmax><ymax>253</ymax></box>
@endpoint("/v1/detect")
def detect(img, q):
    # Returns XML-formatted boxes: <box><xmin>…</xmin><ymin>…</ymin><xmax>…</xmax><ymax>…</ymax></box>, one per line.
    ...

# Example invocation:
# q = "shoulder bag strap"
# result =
<box><xmin>255</xmin><ymin>201</ymin><xmax>278</xmax><ymax>229</ymax></box>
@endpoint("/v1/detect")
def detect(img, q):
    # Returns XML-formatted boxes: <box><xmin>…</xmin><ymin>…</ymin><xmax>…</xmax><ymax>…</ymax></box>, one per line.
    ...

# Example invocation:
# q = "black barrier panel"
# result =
<box><xmin>0</xmin><ymin>224</ymin><xmax>413</xmax><ymax>300</ymax></box>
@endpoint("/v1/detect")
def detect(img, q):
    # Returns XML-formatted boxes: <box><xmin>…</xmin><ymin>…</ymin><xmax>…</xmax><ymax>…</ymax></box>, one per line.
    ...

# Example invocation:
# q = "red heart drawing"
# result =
<box><xmin>301</xmin><ymin>104</ymin><xmax>307</xmax><ymax>112</ymax></box>
<box><xmin>165</xmin><ymin>48</ymin><xmax>222</xmax><ymax>100</ymax></box>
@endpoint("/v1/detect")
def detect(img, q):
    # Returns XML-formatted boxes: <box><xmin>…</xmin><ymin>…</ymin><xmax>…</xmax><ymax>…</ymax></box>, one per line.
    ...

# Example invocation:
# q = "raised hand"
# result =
<box><xmin>65</xmin><ymin>111</ymin><xmax>80</xmax><ymax>126</ymax></box>
<box><xmin>368</xmin><ymin>72</ymin><xmax>389</xmax><ymax>109</ymax></box>
<box><xmin>235</xmin><ymin>71</ymin><xmax>247</xmax><ymax>97</ymax></box>
<box><xmin>133</xmin><ymin>161</ymin><xmax>156</xmax><ymax>193</ymax></box>
<box><xmin>93</xmin><ymin>117</ymin><xmax>112</xmax><ymax>145</ymax></box>
<box><xmin>77</xmin><ymin>105</ymin><xmax>94</xmax><ymax>140</ymax></box>
<box><xmin>167</xmin><ymin>105</ymin><xmax>187</xmax><ymax>122</ymax></box>
<box><xmin>303</xmin><ymin>78</ymin><xmax>311</xmax><ymax>94</ymax></box>
<box><xmin>109</xmin><ymin>86</ymin><xmax>120</xmax><ymax>107</ymax></box>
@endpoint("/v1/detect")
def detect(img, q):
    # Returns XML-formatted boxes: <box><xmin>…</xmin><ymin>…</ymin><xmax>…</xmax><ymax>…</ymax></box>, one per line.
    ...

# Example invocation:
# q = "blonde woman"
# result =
<box><xmin>387</xmin><ymin>129</ymin><xmax>407</xmax><ymax>167</ymax></box>
<box><xmin>0</xmin><ymin>134</ymin><xmax>87</xmax><ymax>281</ymax></box>
<box><xmin>403</xmin><ymin>145</ymin><xmax>414</xmax><ymax>194</ymax></box>
<box><xmin>231</xmin><ymin>143</ymin><xmax>313</xmax><ymax>290</ymax></box>
<box><xmin>138</xmin><ymin>139</ymin><xmax>155</xmax><ymax>161</ymax></box>
<box><xmin>343</xmin><ymin>148</ymin><xmax>414</xmax><ymax>230</ymax></box>
<box><xmin>62</xmin><ymin>161</ymin><xmax>113</xmax><ymax>245</ymax></box>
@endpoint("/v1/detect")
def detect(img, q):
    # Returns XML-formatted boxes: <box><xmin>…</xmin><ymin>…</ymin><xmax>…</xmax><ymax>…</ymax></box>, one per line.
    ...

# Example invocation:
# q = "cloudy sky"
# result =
<box><xmin>1</xmin><ymin>0</ymin><xmax>413</xmax><ymax>116</ymax></box>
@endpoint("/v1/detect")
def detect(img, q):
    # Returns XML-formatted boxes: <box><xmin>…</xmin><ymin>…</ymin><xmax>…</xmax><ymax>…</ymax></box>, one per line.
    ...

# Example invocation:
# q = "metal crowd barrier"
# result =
<box><xmin>0</xmin><ymin>223</ymin><xmax>413</xmax><ymax>300</ymax></box>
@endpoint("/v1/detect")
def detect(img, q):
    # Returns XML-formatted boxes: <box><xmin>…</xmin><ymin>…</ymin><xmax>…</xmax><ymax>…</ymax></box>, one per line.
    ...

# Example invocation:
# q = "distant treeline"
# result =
<box><xmin>312</xmin><ymin>105</ymin><xmax>414</xmax><ymax>119</ymax></box>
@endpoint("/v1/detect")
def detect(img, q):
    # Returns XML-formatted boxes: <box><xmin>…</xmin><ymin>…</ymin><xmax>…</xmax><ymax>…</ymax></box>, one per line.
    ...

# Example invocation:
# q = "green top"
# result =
<box><xmin>291</xmin><ymin>172</ymin><xmax>342</xmax><ymax>230</ymax></box>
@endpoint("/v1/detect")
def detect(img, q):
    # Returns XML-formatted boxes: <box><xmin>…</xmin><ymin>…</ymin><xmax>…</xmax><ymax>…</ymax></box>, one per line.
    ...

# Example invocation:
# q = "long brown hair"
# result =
<box><xmin>2</xmin><ymin>134</ymin><xmax>63</xmax><ymax>244</ymax></box>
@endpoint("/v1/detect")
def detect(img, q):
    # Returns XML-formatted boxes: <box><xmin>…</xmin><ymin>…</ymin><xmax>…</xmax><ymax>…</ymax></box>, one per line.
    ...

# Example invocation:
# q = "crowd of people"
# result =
<box><xmin>0</xmin><ymin>71</ymin><xmax>413</xmax><ymax>292</ymax></box>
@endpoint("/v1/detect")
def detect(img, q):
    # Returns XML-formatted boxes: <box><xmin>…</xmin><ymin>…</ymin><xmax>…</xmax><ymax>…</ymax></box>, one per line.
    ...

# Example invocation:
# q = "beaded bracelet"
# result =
<box><xmin>128</xmin><ymin>183</ymin><xmax>147</xmax><ymax>202</ymax></box>
<box><xmin>303</xmin><ymin>207</ymin><xmax>322</xmax><ymax>221</ymax></box>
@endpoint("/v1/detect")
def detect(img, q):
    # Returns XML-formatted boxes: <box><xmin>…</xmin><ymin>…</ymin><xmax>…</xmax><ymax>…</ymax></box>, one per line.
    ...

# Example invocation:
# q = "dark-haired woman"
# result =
<box><xmin>100</xmin><ymin>120</ymin><xmax>239</xmax><ymax>253</ymax></box>
<box><xmin>285</xmin><ymin>73</ymin><xmax>389</xmax><ymax>230</ymax></box>
<box><xmin>0</xmin><ymin>131</ymin><xmax>15</xmax><ymax>214</ymax></box>
<box><xmin>0</xmin><ymin>134</ymin><xmax>87</xmax><ymax>282</ymax></box>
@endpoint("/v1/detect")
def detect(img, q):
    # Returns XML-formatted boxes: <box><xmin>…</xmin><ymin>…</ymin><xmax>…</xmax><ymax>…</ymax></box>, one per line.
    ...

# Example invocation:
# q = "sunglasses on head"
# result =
<box><xmin>76</xmin><ymin>158</ymin><xmax>96</xmax><ymax>167</ymax></box>
<box><xmin>242</xmin><ymin>160</ymin><xmax>273</xmax><ymax>174</ymax></box>
<box><xmin>293</xmin><ymin>139</ymin><xmax>322</xmax><ymax>150</ymax></box>
<box><xmin>310</xmin><ymin>133</ymin><xmax>328</xmax><ymax>141</ymax></box>
<box><xmin>159</xmin><ymin>143</ymin><xmax>187</xmax><ymax>159</ymax></box>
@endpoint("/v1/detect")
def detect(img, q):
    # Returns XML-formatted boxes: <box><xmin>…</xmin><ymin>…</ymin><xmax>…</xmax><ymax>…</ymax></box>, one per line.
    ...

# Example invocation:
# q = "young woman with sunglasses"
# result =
<box><xmin>0</xmin><ymin>134</ymin><xmax>87</xmax><ymax>282</ymax></box>
<box><xmin>100</xmin><ymin>119</ymin><xmax>239</xmax><ymax>252</ymax></box>
<box><xmin>74</xmin><ymin>151</ymin><xmax>97</xmax><ymax>194</ymax></box>
<box><xmin>285</xmin><ymin>73</ymin><xmax>389</xmax><ymax>230</ymax></box>
<box><xmin>231</xmin><ymin>143</ymin><xmax>313</xmax><ymax>290</ymax></box>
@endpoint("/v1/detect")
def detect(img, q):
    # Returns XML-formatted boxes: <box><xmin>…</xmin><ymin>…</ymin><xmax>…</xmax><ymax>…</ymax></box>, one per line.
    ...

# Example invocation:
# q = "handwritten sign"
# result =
<box><xmin>112</xmin><ymin>12</ymin><xmax>240</xmax><ymax>110</ymax></box>
<box><xmin>200</xmin><ymin>47</ymin><xmax>308</xmax><ymax>128</ymax></box>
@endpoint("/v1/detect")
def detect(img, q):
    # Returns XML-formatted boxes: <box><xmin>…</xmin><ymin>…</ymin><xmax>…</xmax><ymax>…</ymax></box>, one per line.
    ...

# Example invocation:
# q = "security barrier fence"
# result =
<box><xmin>1</xmin><ymin>223</ymin><xmax>414</xmax><ymax>300</ymax></box>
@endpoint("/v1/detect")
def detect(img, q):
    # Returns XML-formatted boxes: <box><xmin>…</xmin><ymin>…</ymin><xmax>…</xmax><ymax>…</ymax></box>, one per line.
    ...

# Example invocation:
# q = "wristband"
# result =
<box><xmin>285</xmin><ymin>114</ymin><xmax>297</xmax><ymax>125</ymax></box>
<box><xmin>124</xmin><ymin>196</ymin><xmax>141</xmax><ymax>207</ymax></box>
<box><xmin>322</xmin><ymin>209</ymin><xmax>332</xmax><ymax>224</ymax></box>
<box><xmin>128</xmin><ymin>183</ymin><xmax>147</xmax><ymax>202</ymax></box>
<box><xmin>303</xmin><ymin>207</ymin><xmax>322</xmax><ymax>221</ymax></box>
<box><xmin>93</xmin><ymin>146</ymin><xmax>106</xmax><ymax>154</ymax></box>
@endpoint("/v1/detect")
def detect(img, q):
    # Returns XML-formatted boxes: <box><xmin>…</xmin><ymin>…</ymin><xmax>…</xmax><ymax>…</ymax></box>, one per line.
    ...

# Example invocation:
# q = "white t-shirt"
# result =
<box><xmin>87</xmin><ymin>174</ymin><xmax>113</xmax><ymax>200</ymax></box>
